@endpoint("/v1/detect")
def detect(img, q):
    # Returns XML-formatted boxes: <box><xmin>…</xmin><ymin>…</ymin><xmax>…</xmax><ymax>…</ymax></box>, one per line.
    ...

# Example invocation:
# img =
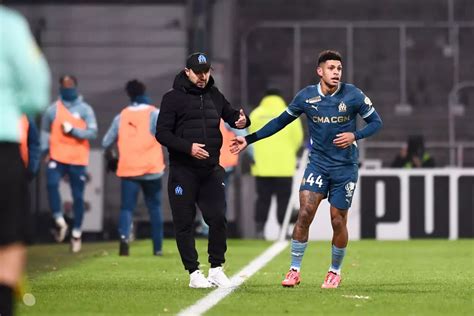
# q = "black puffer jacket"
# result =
<box><xmin>156</xmin><ymin>71</ymin><xmax>250</xmax><ymax>168</ymax></box>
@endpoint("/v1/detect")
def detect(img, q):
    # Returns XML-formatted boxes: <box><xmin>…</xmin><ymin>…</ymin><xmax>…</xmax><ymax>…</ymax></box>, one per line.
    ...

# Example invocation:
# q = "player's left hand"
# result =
<box><xmin>333</xmin><ymin>132</ymin><xmax>356</xmax><ymax>149</ymax></box>
<box><xmin>235</xmin><ymin>109</ymin><xmax>247</xmax><ymax>129</ymax></box>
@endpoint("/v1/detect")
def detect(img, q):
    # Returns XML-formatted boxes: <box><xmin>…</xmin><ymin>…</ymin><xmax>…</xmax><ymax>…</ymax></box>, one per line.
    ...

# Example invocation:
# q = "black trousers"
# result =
<box><xmin>255</xmin><ymin>177</ymin><xmax>292</xmax><ymax>226</ymax></box>
<box><xmin>168</xmin><ymin>164</ymin><xmax>227</xmax><ymax>272</ymax></box>
<box><xmin>0</xmin><ymin>143</ymin><xmax>31</xmax><ymax>246</ymax></box>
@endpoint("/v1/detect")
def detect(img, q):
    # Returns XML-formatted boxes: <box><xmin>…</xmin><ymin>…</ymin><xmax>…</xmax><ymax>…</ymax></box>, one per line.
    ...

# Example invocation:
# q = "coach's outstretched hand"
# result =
<box><xmin>234</xmin><ymin>109</ymin><xmax>247</xmax><ymax>129</ymax></box>
<box><xmin>230</xmin><ymin>136</ymin><xmax>248</xmax><ymax>154</ymax></box>
<box><xmin>333</xmin><ymin>132</ymin><xmax>356</xmax><ymax>149</ymax></box>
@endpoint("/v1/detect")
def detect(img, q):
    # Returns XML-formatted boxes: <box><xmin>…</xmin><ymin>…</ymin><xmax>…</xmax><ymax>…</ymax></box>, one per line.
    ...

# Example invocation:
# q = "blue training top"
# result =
<box><xmin>245</xmin><ymin>82</ymin><xmax>382</xmax><ymax>168</ymax></box>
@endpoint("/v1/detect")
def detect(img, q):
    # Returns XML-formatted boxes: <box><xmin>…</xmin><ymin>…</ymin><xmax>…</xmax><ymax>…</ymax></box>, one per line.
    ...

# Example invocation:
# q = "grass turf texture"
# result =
<box><xmin>208</xmin><ymin>240</ymin><xmax>474</xmax><ymax>316</ymax></box>
<box><xmin>18</xmin><ymin>239</ymin><xmax>271</xmax><ymax>315</ymax></box>
<box><xmin>18</xmin><ymin>240</ymin><xmax>473</xmax><ymax>315</ymax></box>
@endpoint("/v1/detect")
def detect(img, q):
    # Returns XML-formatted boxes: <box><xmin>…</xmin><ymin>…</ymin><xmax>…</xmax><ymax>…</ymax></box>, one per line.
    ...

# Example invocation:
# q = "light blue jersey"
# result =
<box><xmin>0</xmin><ymin>6</ymin><xmax>50</xmax><ymax>142</ymax></box>
<box><xmin>287</xmin><ymin>82</ymin><xmax>376</xmax><ymax>167</ymax></box>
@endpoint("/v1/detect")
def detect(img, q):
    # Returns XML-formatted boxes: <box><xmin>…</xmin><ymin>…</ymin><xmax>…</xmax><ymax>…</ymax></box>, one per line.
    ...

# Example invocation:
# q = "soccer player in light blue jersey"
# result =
<box><xmin>0</xmin><ymin>6</ymin><xmax>50</xmax><ymax>314</ymax></box>
<box><xmin>231</xmin><ymin>50</ymin><xmax>382</xmax><ymax>288</ymax></box>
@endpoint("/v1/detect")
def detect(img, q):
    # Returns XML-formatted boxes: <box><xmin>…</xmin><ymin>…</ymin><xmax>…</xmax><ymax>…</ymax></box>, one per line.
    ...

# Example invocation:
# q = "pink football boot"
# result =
<box><xmin>281</xmin><ymin>269</ymin><xmax>301</xmax><ymax>287</ymax></box>
<box><xmin>321</xmin><ymin>271</ymin><xmax>341</xmax><ymax>289</ymax></box>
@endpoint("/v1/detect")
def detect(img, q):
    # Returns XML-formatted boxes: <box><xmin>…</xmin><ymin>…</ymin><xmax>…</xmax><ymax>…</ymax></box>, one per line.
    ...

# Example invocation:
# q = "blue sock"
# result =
<box><xmin>290</xmin><ymin>239</ymin><xmax>308</xmax><ymax>271</ymax></box>
<box><xmin>330</xmin><ymin>244</ymin><xmax>346</xmax><ymax>274</ymax></box>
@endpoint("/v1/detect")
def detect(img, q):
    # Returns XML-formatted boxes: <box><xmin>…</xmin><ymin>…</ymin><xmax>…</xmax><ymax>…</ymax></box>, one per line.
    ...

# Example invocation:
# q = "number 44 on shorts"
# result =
<box><xmin>306</xmin><ymin>173</ymin><xmax>323</xmax><ymax>188</ymax></box>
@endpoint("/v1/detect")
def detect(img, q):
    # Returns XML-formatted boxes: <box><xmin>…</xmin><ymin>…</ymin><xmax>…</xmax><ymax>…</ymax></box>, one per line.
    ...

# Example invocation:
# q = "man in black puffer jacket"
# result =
<box><xmin>156</xmin><ymin>52</ymin><xmax>250</xmax><ymax>288</ymax></box>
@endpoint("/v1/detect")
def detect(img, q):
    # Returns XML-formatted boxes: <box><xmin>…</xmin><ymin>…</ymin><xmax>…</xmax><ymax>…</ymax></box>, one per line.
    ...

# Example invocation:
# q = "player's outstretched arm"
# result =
<box><xmin>230</xmin><ymin>110</ymin><xmax>297</xmax><ymax>154</ymax></box>
<box><xmin>245</xmin><ymin>110</ymin><xmax>297</xmax><ymax>144</ymax></box>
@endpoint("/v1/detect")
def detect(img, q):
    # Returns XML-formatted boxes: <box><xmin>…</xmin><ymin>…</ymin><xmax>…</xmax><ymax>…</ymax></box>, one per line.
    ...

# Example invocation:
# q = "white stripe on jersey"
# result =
<box><xmin>362</xmin><ymin>107</ymin><xmax>375</xmax><ymax>119</ymax></box>
<box><xmin>286</xmin><ymin>108</ymin><xmax>299</xmax><ymax>117</ymax></box>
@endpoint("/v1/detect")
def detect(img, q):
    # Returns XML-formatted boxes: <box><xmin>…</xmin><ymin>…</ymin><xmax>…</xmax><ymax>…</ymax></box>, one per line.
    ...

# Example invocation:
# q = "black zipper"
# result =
<box><xmin>200</xmin><ymin>94</ymin><xmax>207</xmax><ymax>142</ymax></box>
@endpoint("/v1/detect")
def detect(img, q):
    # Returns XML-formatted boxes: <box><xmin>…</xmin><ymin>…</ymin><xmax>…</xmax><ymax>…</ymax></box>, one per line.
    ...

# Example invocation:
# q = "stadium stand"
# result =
<box><xmin>9</xmin><ymin>3</ymin><xmax>187</xmax><ymax>239</ymax></box>
<box><xmin>235</xmin><ymin>0</ymin><xmax>474</xmax><ymax>166</ymax></box>
<box><xmin>5</xmin><ymin>0</ymin><xmax>473</xmax><ymax>241</ymax></box>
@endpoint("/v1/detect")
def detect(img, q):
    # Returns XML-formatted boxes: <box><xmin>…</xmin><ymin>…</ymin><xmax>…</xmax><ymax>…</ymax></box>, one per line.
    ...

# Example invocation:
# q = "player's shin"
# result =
<box><xmin>289</xmin><ymin>239</ymin><xmax>308</xmax><ymax>271</ymax></box>
<box><xmin>329</xmin><ymin>244</ymin><xmax>346</xmax><ymax>274</ymax></box>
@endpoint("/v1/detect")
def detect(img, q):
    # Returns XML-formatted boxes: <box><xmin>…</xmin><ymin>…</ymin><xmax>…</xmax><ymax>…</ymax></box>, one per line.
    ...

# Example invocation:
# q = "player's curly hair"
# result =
<box><xmin>125</xmin><ymin>79</ymin><xmax>146</xmax><ymax>99</ymax></box>
<box><xmin>317</xmin><ymin>50</ymin><xmax>342</xmax><ymax>65</ymax></box>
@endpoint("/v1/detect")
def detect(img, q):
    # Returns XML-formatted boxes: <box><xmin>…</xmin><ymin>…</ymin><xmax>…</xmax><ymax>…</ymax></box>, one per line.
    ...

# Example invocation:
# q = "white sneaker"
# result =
<box><xmin>189</xmin><ymin>270</ymin><xmax>214</xmax><ymax>288</ymax></box>
<box><xmin>54</xmin><ymin>217</ymin><xmax>68</xmax><ymax>243</ymax></box>
<box><xmin>71</xmin><ymin>237</ymin><xmax>82</xmax><ymax>253</ymax></box>
<box><xmin>70</xmin><ymin>229</ymin><xmax>82</xmax><ymax>253</ymax></box>
<box><xmin>208</xmin><ymin>267</ymin><xmax>232</xmax><ymax>288</ymax></box>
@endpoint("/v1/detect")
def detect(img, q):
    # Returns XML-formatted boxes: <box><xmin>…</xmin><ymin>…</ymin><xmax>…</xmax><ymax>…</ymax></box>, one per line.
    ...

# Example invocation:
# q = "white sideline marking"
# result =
<box><xmin>177</xmin><ymin>241</ymin><xmax>289</xmax><ymax>316</ymax></box>
<box><xmin>342</xmin><ymin>294</ymin><xmax>370</xmax><ymax>300</ymax></box>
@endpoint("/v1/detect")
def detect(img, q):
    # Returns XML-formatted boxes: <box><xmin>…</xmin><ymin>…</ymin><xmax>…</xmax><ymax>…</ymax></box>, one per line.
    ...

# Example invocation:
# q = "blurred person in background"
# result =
<box><xmin>0</xmin><ymin>5</ymin><xmax>50</xmax><ymax>315</ymax></box>
<box><xmin>19</xmin><ymin>115</ymin><xmax>41</xmax><ymax>181</ymax></box>
<box><xmin>156</xmin><ymin>52</ymin><xmax>250</xmax><ymax>288</ymax></box>
<box><xmin>41</xmin><ymin>74</ymin><xmax>98</xmax><ymax>253</ymax></box>
<box><xmin>249</xmin><ymin>89</ymin><xmax>303</xmax><ymax>239</ymax></box>
<box><xmin>18</xmin><ymin>114</ymin><xmax>41</xmax><ymax>247</ymax></box>
<box><xmin>391</xmin><ymin>135</ymin><xmax>435</xmax><ymax>168</ymax></box>
<box><xmin>102</xmin><ymin>79</ymin><xmax>165</xmax><ymax>257</ymax></box>
<box><xmin>231</xmin><ymin>50</ymin><xmax>382</xmax><ymax>289</ymax></box>
<box><xmin>195</xmin><ymin>119</ymin><xmax>253</xmax><ymax>237</ymax></box>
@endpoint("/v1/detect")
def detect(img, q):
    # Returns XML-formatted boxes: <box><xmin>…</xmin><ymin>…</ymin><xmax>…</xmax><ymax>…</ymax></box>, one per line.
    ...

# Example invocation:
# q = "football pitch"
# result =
<box><xmin>18</xmin><ymin>239</ymin><xmax>473</xmax><ymax>315</ymax></box>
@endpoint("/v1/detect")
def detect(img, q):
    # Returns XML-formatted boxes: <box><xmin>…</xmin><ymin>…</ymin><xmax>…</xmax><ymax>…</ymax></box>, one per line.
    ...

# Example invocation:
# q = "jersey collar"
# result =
<box><xmin>317</xmin><ymin>82</ymin><xmax>341</xmax><ymax>97</ymax></box>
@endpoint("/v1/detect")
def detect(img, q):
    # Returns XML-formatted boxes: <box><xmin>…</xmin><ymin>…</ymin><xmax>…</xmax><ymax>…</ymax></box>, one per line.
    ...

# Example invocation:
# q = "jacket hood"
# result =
<box><xmin>172</xmin><ymin>70</ymin><xmax>215</xmax><ymax>95</ymax></box>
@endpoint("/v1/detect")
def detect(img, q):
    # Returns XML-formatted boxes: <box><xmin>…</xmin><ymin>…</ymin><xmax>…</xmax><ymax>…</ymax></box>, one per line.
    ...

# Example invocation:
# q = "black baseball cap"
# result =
<box><xmin>186</xmin><ymin>52</ymin><xmax>211</xmax><ymax>72</ymax></box>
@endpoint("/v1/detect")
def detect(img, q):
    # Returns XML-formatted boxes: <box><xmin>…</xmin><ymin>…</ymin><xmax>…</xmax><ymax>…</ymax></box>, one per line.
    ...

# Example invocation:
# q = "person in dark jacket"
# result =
<box><xmin>391</xmin><ymin>135</ymin><xmax>435</xmax><ymax>168</ymax></box>
<box><xmin>156</xmin><ymin>52</ymin><xmax>250</xmax><ymax>288</ymax></box>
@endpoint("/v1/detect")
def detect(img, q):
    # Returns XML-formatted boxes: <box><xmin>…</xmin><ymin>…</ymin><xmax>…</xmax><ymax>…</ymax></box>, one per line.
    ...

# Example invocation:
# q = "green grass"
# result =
<box><xmin>209</xmin><ymin>240</ymin><xmax>474</xmax><ymax>316</ymax></box>
<box><xmin>18</xmin><ymin>239</ymin><xmax>271</xmax><ymax>316</ymax></box>
<box><xmin>18</xmin><ymin>239</ymin><xmax>474</xmax><ymax>316</ymax></box>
